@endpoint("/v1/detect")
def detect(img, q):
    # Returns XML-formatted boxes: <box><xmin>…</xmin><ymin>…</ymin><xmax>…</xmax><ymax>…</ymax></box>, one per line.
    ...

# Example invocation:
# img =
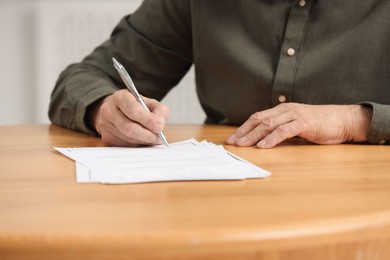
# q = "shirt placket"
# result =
<box><xmin>271</xmin><ymin>0</ymin><xmax>312</xmax><ymax>106</ymax></box>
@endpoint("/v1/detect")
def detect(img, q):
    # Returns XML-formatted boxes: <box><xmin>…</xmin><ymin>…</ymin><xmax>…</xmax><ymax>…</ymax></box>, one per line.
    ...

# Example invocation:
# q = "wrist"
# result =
<box><xmin>350</xmin><ymin>105</ymin><xmax>373</xmax><ymax>142</ymax></box>
<box><xmin>86</xmin><ymin>97</ymin><xmax>107</xmax><ymax>135</ymax></box>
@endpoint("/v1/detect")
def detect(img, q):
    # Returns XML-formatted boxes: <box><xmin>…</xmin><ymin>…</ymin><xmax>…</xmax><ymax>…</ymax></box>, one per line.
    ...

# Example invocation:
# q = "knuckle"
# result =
<box><xmin>99</xmin><ymin>103</ymin><xmax>112</xmax><ymax>118</ymax></box>
<box><xmin>249</xmin><ymin>112</ymin><xmax>262</xmax><ymax>122</ymax></box>
<box><xmin>127</xmin><ymin>105</ymin><xmax>142</xmax><ymax>119</ymax></box>
<box><xmin>259</xmin><ymin>117</ymin><xmax>274</xmax><ymax>130</ymax></box>
<box><xmin>112</xmin><ymin>91</ymin><xmax>122</xmax><ymax>100</ymax></box>
<box><xmin>123</xmin><ymin>123</ymin><xmax>136</xmax><ymax>137</ymax></box>
<box><xmin>148</xmin><ymin>97</ymin><xmax>158</xmax><ymax>103</ymax></box>
<box><xmin>276</xmin><ymin>124</ymin><xmax>291</xmax><ymax>136</ymax></box>
<box><xmin>276</xmin><ymin>122</ymin><xmax>304</xmax><ymax>139</ymax></box>
<box><xmin>143</xmin><ymin>116</ymin><xmax>155</xmax><ymax>129</ymax></box>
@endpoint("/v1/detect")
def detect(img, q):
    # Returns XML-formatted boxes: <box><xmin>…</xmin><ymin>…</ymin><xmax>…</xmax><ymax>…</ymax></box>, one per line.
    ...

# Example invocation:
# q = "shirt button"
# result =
<box><xmin>278</xmin><ymin>95</ymin><xmax>287</xmax><ymax>103</ymax></box>
<box><xmin>379</xmin><ymin>140</ymin><xmax>386</xmax><ymax>145</ymax></box>
<box><xmin>287</xmin><ymin>48</ymin><xmax>296</xmax><ymax>56</ymax></box>
<box><xmin>299</xmin><ymin>0</ymin><xmax>306</xmax><ymax>7</ymax></box>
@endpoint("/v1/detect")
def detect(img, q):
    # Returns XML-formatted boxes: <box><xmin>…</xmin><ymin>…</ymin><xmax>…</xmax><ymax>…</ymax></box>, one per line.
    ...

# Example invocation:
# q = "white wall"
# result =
<box><xmin>0</xmin><ymin>0</ymin><xmax>205</xmax><ymax>125</ymax></box>
<box><xmin>0</xmin><ymin>0</ymin><xmax>35</xmax><ymax>124</ymax></box>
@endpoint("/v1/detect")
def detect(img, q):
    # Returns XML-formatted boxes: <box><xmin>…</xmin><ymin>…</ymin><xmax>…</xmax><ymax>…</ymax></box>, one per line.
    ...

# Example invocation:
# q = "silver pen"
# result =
<box><xmin>112</xmin><ymin>57</ymin><xmax>169</xmax><ymax>147</ymax></box>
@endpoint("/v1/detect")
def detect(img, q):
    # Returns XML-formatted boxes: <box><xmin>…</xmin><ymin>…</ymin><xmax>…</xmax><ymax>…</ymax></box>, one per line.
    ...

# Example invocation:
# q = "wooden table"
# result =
<box><xmin>1</xmin><ymin>124</ymin><xmax>390</xmax><ymax>259</ymax></box>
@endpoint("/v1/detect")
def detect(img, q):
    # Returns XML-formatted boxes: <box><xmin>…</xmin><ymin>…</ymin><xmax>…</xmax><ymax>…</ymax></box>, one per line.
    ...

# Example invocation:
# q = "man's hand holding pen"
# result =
<box><xmin>91</xmin><ymin>89</ymin><xmax>170</xmax><ymax>147</ymax></box>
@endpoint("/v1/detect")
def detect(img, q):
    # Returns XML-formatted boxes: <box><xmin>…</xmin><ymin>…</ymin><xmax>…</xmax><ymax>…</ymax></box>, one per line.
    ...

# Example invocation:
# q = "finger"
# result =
<box><xmin>102</xmin><ymin>124</ymin><xmax>162</xmax><ymax>147</ymax></box>
<box><xmin>96</xmin><ymin>111</ymin><xmax>136</xmax><ymax>147</ymax></box>
<box><xmin>234</xmin><ymin>112</ymin><xmax>295</xmax><ymax>146</ymax></box>
<box><xmin>113</xmin><ymin>90</ymin><xmax>164</xmax><ymax>134</ymax></box>
<box><xmin>257</xmin><ymin>120</ymin><xmax>304</xmax><ymax>148</ymax></box>
<box><xmin>97</xmin><ymin>96</ymin><xmax>161</xmax><ymax>146</ymax></box>
<box><xmin>144</xmin><ymin>97</ymin><xmax>170</xmax><ymax>121</ymax></box>
<box><xmin>226</xmin><ymin>112</ymin><xmax>265</xmax><ymax>145</ymax></box>
<box><xmin>226</xmin><ymin>107</ymin><xmax>284</xmax><ymax>145</ymax></box>
<box><xmin>234</xmin><ymin>117</ymin><xmax>276</xmax><ymax>146</ymax></box>
<box><xmin>100</xmin><ymin>126</ymin><xmax>136</xmax><ymax>147</ymax></box>
<box><xmin>110</xmin><ymin>105</ymin><xmax>162</xmax><ymax>145</ymax></box>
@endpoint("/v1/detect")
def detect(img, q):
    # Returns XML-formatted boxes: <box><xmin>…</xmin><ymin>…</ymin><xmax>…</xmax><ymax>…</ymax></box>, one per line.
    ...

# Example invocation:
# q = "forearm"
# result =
<box><xmin>49</xmin><ymin>63</ymin><xmax>118</xmax><ymax>135</ymax></box>
<box><xmin>49</xmin><ymin>3</ymin><xmax>193</xmax><ymax>134</ymax></box>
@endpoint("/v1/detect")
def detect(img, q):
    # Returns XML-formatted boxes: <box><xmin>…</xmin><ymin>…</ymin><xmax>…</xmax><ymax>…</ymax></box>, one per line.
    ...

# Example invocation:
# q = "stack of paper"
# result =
<box><xmin>55</xmin><ymin>139</ymin><xmax>271</xmax><ymax>184</ymax></box>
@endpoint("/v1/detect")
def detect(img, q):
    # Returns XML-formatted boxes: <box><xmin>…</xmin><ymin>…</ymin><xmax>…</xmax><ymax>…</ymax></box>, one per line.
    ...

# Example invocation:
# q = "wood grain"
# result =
<box><xmin>1</xmin><ymin>124</ymin><xmax>390</xmax><ymax>259</ymax></box>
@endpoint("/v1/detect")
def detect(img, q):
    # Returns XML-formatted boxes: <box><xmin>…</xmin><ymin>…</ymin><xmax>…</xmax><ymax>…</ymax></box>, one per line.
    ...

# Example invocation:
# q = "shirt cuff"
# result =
<box><xmin>74</xmin><ymin>83</ymin><xmax>117</xmax><ymax>136</ymax></box>
<box><xmin>360</xmin><ymin>102</ymin><xmax>390</xmax><ymax>145</ymax></box>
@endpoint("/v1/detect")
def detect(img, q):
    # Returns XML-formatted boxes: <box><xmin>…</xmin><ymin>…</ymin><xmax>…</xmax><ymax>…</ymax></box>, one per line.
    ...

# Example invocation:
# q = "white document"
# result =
<box><xmin>55</xmin><ymin>139</ymin><xmax>271</xmax><ymax>184</ymax></box>
<box><xmin>75</xmin><ymin>162</ymin><xmax>99</xmax><ymax>183</ymax></box>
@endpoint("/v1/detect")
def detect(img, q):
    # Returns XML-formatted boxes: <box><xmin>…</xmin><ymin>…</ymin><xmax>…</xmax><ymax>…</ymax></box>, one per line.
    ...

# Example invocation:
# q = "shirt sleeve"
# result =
<box><xmin>361</xmin><ymin>102</ymin><xmax>390</xmax><ymax>145</ymax></box>
<box><xmin>48</xmin><ymin>0</ymin><xmax>193</xmax><ymax>135</ymax></box>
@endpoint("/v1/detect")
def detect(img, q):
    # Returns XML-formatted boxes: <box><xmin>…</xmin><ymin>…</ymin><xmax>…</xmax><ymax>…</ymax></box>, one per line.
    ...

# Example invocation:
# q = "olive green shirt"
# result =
<box><xmin>49</xmin><ymin>0</ymin><xmax>390</xmax><ymax>144</ymax></box>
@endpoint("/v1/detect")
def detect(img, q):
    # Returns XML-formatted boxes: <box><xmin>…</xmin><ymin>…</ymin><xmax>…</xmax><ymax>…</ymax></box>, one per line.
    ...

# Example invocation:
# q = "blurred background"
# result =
<box><xmin>0</xmin><ymin>0</ymin><xmax>205</xmax><ymax>125</ymax></box>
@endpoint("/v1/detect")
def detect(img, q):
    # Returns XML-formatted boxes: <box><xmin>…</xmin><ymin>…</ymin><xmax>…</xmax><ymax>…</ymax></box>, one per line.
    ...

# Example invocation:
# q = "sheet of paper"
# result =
<box><xmin>75</xmin><ymin>162</ymin><xmax>99</xmax><ymax>183</ymax></box>
<box><xmin>55</xmin><ymin>139</ymin><xmax>271</xmax><ymax>184</ymax></box>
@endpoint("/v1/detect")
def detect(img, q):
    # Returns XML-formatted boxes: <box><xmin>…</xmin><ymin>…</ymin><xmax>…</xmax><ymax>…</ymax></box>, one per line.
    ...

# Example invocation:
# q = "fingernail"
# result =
<box><xmin>226</xmin><ymin>135</ymin><xmax>237</xmax><ymax>144</ymax></box>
